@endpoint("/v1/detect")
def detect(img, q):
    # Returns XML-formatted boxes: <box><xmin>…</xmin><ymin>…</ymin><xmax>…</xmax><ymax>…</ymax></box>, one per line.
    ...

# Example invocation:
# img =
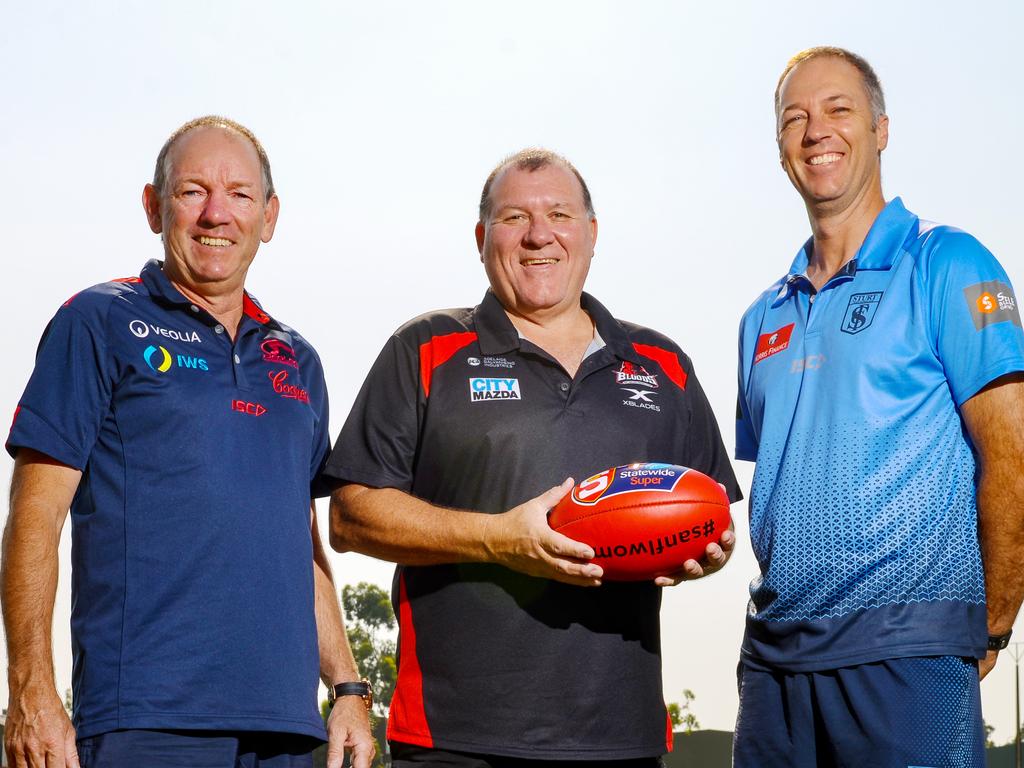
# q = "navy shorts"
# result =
<box><xmin>390</xmin><ymin>742</ymin><xmax>663</xmax><ymax>768</ymax></box>
<box><xmin>733</xmin><ymin>656</ymin><xmax>984</xmax><ymax>768</ymax></box>
<box><xmin>76</xmin><ymin>729</ymin><xmax>320</xmax><ymax>768</ymax></box>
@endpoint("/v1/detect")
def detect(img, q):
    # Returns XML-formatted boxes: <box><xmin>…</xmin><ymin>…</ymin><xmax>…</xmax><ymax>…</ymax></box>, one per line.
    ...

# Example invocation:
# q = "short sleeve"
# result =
<box><xmin>735</xmin><ymin>392</ymin><xmax>758</xmax><ymax>462</ymax></box>
<box><xmin>322</xmin><ymin>334</ymin><xmax>421</xmax><ymax>491</ymax></box>
<box><xmin>924</xmin><ymin>231</ymin><xmax>1024</xmax><ymax>406</ymax></box>
<box><xmin>306</xmin><ymin>353</ymin><xmax>333</xmax><ymax>498</ymax></box>
<box><xmin>681</xmin><ymin>355</ymin><xmax>743</xmax><ymax>503</ymax></box>
<box><xmin>6</xmin><ymin>304</ymin><xmax>113</xmax><ymax>469</ymax></box>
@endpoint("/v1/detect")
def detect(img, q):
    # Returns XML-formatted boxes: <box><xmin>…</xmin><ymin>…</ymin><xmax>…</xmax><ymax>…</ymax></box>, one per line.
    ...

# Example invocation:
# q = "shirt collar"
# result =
<box><xmin>775</xmin><ymin>197</ymin><xmax>919</xmax><ymax>304</ymax></box>
<box><xmin>472</xmin><ymin>290</ymin><xmax>641</xmax><ymax>363</ymax></box>
<box><xmin>139</xmin><ymin>259</ymin><xmax>282</xmax><ymax>332</ymax></box>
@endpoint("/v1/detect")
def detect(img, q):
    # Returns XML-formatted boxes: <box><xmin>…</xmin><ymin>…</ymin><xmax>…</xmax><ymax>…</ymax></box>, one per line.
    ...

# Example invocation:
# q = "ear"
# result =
<box><xmin>261</xmin><ymin>194</ymin><xmax>281</xmax><ymax>243</ymax></box>
<box><xmin>475</xmin><ymin>221</ymin><xmax>485</xmax><ymax>262</ymax></box>
<box><xmin>142</xmin><ymin>184</ymin><xmax>163</xmax><ymax>234</ymax></box>
<box><xmin>589</xmin><ymin>216</ymin><xmax>598</xmax><ymax>251</ymax></box>
<box><xmin>875</xmin><ymin>114</ymin><xmax>889</xmax><ymax>153</ymax></box>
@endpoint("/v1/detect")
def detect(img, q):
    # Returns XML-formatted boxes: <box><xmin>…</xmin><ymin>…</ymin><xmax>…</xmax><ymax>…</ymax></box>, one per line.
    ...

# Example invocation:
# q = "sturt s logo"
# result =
<box><xmin>841</xmin><ymin>292</ymin><xmax>883</xmax><ymax>335</ymax></box>
<box><xmin>468</xmin><ymin>378</ymin><xmax>521</xmax><ymax>402</ymax></box>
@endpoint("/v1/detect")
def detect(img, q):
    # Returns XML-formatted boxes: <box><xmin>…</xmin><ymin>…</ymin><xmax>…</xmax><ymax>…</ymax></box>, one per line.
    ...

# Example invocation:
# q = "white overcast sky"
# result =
<box><xmin>2</xmin><ymin>0</ymin><xmax>1023</xmax><ymax>746</ymax></box>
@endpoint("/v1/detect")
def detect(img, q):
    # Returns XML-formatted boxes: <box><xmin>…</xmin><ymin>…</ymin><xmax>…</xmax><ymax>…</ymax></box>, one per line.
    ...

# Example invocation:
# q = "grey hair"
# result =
<box><xmin>479</xmin><ymin>148</ymin><xmax>595</xmax><ymax>221</ymax></box>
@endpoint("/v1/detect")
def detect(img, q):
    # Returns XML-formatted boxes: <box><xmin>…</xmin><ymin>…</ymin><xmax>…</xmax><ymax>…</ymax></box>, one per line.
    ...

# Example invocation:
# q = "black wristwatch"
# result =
<box><xmin>327</xmin><ymin>679</ymin><xmax>373</xmax><ymax>710</ymax></box>
<box><xmin>988</xmin><ymin>630</ymin><xmax>1013</xmax><ymax>651</ymax></box>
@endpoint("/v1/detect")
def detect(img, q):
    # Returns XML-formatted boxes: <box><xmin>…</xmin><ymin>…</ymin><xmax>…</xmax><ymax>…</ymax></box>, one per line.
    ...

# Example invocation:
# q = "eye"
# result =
<box><xmin>550</xmin><ymin>211</ymin><xmax>570</xmax><ymax>220</ymax></box>
<box><xmin>781</xmin><ymin>114</ymin><xmax>806</xmax><ymax>130</ymax></box>
<box><xmin>502</xmin><ymin>213</ymin><xmax>527</xmax><ymax>223</ymax></box>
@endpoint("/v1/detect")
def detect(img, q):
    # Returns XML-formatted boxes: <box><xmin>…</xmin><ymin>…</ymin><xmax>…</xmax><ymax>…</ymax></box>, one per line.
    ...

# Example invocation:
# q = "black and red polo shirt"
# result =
<box><xmin>325</xmin><ymin>290</ymin><xmax>740</xmax><ymax>760</ymax></box>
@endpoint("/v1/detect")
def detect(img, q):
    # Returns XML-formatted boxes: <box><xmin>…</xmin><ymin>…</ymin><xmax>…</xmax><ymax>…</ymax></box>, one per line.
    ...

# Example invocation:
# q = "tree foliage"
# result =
<box><xmin>342</xmin><ymin>581</ymin><xmax>398</xmax><ymax>718</ymax></box>
<box><xmin>667</xmin><ymin>689</ymin><xmax>700</xmax><ymax>734</ymax></box>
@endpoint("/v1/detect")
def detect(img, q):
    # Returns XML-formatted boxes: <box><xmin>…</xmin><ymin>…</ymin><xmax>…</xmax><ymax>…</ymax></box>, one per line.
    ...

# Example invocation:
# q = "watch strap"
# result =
<box><xmin>328</xmin><ymin>679</ymin><xmax>373</xmax><ymax>710</ymax></box>
<box><xmin>988</xmin><ymin>630</ymin><xmax>1013</xmax><ymax>651</ymax></box>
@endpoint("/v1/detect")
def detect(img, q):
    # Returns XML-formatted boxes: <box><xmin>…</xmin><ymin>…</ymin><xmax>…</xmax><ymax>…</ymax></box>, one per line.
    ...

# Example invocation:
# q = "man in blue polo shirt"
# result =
<box><xmin>2</xmin><ymin>117</ymin><xmax>373</xmax><ymax>768</ymax></box>
<box><xmin>734</xmin><ymin>47</ymin><xmax>1024</xmax><ymax>766</ymax></box>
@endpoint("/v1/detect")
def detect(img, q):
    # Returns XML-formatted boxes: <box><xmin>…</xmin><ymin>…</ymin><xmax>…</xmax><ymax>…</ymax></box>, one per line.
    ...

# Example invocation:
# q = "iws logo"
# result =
<box><xmin>143</xmin><ymin>345</ymin><xmax>209</xmax><ymax>374</ymax></box>
<box><xmin>840</xmin><ymin>292</ymin><xmax>883</xmax><ymax>335</ymax></box>
<box><xmin>261</xmin><ymin>338</ymin><xmax>298</xmax><ymax>368</ymax></box>
<box><xmin>615</xmin><ymin>361</ymin><xmax>658</xmax><ymax>388</ymax></box>
<box><xmin>268</xmin><ymin>370</ymin><xmax>310</xmax><ymax>403</ymax></box>
<box><xmin>468</xmin><ymin>378</ymin><xmax>521</xmax><ymax>402</ymax></box>
<box><xmin>143</xmin><ymin>345</ymin><xmax>172</xmax><ymax>372</ymax></box>
<box><xmin>130</xmin><ymin>319</ymin><xmax>202</xmax><ymax>343</ymax></box>
<box><xmin>964</xmin><ymin>280</ymin><xmax>1021</xmax><ymax>330</ymax></box>
<box><xmin>754</xmin><ymin>323</ymin><xmax>795</xmax><ymax>363</ymax></box>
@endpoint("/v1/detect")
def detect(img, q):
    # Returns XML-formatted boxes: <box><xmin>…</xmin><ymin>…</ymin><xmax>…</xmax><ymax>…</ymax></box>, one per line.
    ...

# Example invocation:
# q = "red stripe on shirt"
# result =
<box><xmin>386</xmin><ymin>570</ymin><xmax>434</xmax><ymax>747</ymax></box>
<box><xmin>419</xmin><ymin>332</ymin><xmax>478</xmax><ymax>398</ymax></box>
<box><xmin>632</xmin><ymin>343</ymin><xmax>688</xmax><ymax>390</ymax></box>
<box><xmin>665</xmin><ymin>708</ymin><xmax>675</xmax><ymax>752</ymax></box>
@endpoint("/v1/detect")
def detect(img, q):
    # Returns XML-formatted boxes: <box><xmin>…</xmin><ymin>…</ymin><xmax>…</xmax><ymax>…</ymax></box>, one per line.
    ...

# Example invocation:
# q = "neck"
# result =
<box><xmin>805</xmin><ymin>184</ymin><xmax>886</xmax><ymax>291</ymax></box>
<box><xmin>505</xmin><ymin>302</ymin><xmax>594</xmax><ymax>378</ymax></box>
<box><xmin>163</xmin><ymin>266</ymin><xmax>246</xmax><ymax>339</ymax></box>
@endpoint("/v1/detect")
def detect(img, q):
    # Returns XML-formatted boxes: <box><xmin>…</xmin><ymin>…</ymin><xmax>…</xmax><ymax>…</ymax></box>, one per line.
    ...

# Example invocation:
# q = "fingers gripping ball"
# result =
<box><xmin>548</xmin><ymin>463</ymin><xmax>731</xmax><ymax>581</ymax></box>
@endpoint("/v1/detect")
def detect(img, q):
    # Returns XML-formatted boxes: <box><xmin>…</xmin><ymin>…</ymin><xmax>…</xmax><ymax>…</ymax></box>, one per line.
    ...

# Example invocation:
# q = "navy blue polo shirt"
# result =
<box><xmin>736</xmin><ymin>199</ymin><xmax>1024</xmax><ymax>671</ymax></box>
<box><xmin>7</xmin><ymin>259</ymin><xmax>331</xmax><ymax>740</ymax></box>
<box><xmin>325</xmin><ymin>290</ymin><xmax>741</xmax><ymax>760</ymax></box>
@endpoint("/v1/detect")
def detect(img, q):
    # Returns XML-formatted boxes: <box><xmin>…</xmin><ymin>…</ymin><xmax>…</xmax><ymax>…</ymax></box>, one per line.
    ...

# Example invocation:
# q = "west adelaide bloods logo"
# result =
<box><xmin>840</xmin><ymin>292</ymin><xmax>883</xmax><ymax>335</ymax></box>
<box><xmin>261</xmin><ymin>338</ymin><xmax>299</xmax><ymax>368</ymax></box>
<box><xmin>754</xmin><ymin>323</ymin><xmax>795</xmax><ymax>364</ymax></box>
<box><xmin>615</xmin><ymin>361</ymin><xmax>658</xmax><ymax>388</ymax></box>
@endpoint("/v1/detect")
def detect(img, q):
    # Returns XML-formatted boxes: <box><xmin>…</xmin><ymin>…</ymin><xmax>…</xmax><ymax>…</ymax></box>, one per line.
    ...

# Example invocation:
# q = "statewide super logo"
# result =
<box><xmin>571</xmin><ymin>463</ymin><xmax>688</xmax><ymax>506</ymax></box>
<box><xmin>964</xmin><ymin>281</ymin><xmax>1021</xmax><ymax>330</ymax></box>
<box><xmin>754</xmin><ymin>323</ymin><xmax>795</xmax><ymax>364</ymax></box>
<box><xmin>840</xmin><ymin>292</ymin><xmax>883</xmax><ymax>335</ymax></box>
<box><xmin>468</xmin><ymin>378</ymin><xmax>521</xmax><ymax>402</ymax></box>
<box><xmin>143</xmin><ymin>345</ymin><xmax>209</xmax><ymax>373</ymax></box>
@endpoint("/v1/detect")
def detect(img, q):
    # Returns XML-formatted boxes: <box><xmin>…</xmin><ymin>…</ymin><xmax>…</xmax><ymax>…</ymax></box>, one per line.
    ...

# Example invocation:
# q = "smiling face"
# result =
<box><xmin>475</xmin><ymin>163</ymin><xmax>597</xmax><ymax>321</ymax></box>
<box><xmin>142</xmin><ymin>125</ymin><xmax>279</xmax><ymax>297</ymax></box>
<box><xmin>776</xmin><ymin>55</ymin><xmax>888</xmax><ymax>216</ymax></box>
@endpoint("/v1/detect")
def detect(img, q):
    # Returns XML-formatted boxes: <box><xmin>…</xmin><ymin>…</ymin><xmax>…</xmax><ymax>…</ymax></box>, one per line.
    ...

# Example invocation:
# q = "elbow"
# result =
<box><xmin>328</xmin><ymin>484</ymin><xmax>365</xmax><ymax>553</ymax></box>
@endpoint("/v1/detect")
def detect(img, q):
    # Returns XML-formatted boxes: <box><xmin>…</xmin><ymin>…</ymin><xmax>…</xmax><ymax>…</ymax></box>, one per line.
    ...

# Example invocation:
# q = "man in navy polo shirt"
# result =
<box><xmin>733</xmin><ymin>47</ymin><xmax>1024</xmax><ymax>766</ymax></box>
<box><xmin>2</xmin><ymin>117</ymin><xmax>373</xmax><ymax>768</ymax></box>
<box><xmin>325</xmin><ymin>149</ymin><xmax>742</xmax><ymax>767</ymax></box>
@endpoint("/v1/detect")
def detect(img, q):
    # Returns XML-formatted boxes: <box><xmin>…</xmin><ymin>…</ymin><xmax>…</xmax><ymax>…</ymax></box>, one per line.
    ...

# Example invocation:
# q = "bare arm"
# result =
<box><xmin>310</xmin><ymin>501</ymin><xmax>374</xmax><ymax>768</ymax></box>
<box><xmin>2</xmin><ymin>448</ymin><xmax>82</xmax><ymax>768</ymax></box>
<box><xmin>329</xmin><ymin>480</ymin><xmax>603</xmax><ymax>587</ymax></box>
<box><xmin>961</xmin><ymin>373</ymin><xmax>1024</xmax><ymax>679</ymax></box>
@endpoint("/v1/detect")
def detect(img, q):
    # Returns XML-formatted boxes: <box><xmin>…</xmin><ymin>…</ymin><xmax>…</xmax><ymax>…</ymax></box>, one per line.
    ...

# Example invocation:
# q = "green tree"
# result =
<box><xmin>667</xmin><ymin>689</ymin><xmax>700</xmax><ymax>734</ymax></box>
<box><xmin>318</xmin><ymin>582</ymin><xmax>398</xmax><ymax>767</ymax></box>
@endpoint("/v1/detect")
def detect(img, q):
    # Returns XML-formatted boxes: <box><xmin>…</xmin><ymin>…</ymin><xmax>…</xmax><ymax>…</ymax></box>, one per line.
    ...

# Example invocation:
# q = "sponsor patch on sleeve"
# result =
<box><xmin>963</xmin><ymin>281</ymin><xmax>1021</xmax><ymax>330</ymax></box>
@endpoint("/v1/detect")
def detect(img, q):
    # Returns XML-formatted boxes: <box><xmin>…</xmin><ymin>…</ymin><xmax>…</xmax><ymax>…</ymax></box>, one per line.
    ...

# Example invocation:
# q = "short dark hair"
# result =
<box><xmin>775</xmin><ymin>47</ymin><xmax>886</xmax><ymax>129</ymax></box>
<box><xmin>153</xmin><ymin>115</ymin><xmax>275</xmax><ymax>200</ymax></box>
<box><xmin>479</xmin><ymin>148</ymin><xmax>595</xmax><ymax>221</ymax></box>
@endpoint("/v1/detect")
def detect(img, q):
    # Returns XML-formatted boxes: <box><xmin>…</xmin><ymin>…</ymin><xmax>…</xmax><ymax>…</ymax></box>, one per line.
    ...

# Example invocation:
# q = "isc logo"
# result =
<box><xmin>231</xmin><ymin>400</ymin><xmax>266</xmax><ymax>416</ymax></box>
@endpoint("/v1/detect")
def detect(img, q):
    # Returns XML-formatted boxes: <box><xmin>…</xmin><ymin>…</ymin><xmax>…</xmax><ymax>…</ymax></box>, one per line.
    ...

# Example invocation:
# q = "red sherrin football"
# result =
<box><xmin>548</xmin><ymin>463</ymin><xmax>731</xmax><ymax>581</ymax></box>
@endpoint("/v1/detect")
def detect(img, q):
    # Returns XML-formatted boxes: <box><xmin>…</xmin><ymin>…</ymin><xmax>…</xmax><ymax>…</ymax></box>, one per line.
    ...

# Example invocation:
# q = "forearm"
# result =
<box><xmin>329</xmin><ymin>485</ymin><xmax>498</xmax><ymax>565</ymax></box>
<box><xmin>978</xmin><ymin>459</ymin><xmax>1024</xmax><ymax>635</ymax></box>
<box><xmin>311</xmin><ymin>505</ymin><xmax>362</xmax><ymax>684</ymax></box>
<box><xmin>2</xmin><ymin>455</ymin><xmax>77</xmax><ymax>692</ymax></box>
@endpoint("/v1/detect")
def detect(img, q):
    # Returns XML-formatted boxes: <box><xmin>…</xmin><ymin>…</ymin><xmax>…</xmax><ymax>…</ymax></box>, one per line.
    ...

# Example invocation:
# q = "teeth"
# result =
<box><xmin>199</xmin><ymin>236</ymin><xmax>232</xmax><ymax>247</ymax></box>
<box><xmin>809</xmin><ymin>153</ymin><xmax>842</xmax><ymax>166</ymax></box>
<box><xmin>523</xmin><ymin>258</ymin><xmax>557</xmax><ymax>266</ymax></box>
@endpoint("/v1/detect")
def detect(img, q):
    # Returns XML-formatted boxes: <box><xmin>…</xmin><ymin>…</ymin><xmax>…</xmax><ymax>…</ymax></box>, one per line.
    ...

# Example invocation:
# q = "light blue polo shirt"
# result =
<box><xmin>736</xmin><ymin>198</ymin><xmax>1024</xmax><ymax>671</ymax></box>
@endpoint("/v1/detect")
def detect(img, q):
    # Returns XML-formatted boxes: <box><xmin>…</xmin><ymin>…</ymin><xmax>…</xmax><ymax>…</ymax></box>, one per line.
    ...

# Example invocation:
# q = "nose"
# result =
<box><xmin>198</xmin><ymin>189</ymin><xmax>232</xmax><ymax>227</ymax></box>
<box><xmin>523</xmin><ymin>216</ymin><xmax>555</xmax><ymax>248</ymax></box>
<box><xmin>803</xmin><ymin>111</ymin><xmax>831</xmax><ymax>145</ymax></box>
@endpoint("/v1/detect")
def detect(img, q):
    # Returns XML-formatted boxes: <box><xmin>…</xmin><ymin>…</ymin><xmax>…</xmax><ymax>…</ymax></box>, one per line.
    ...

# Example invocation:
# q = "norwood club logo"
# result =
<box><xmin>964</xmin><ymin>280</ymin><xmax>1021</xmax><ymax>330</ymax></box>
<box><xmin>468</xmin><ymin>378</ymin><xmax>521</xmax><ymax>402</ymax></box>
<box><xmin>841</xmin><ymin>292</ymin><xmax>884</xmax><ymax>335</ymax></box>
<box><xmin>130</xmin><ymin>319</ymin><xmax>202</xmax><ymax>344</ymax></box>
<box><xmin>754</xmin><ymin>323</ymin><xmax>795</xmax><ymax>363</ymax></box>
<box><xmin>268</xmin><ymin>370</ymin><xmax>310</xmax><ymax>403</ymax></box>
<box><xmin>143</xmin><ymin>346</ymin><xmax>209</xmax><ymax>373</ymax></box>
<box><xmin>615</xmin><ymin>361</ymin><xmax>658</xmax><ymax>388</ymax></box>
<box><xmin>261</xmin><ymin>338</ymin><xmax>298</xmax><ymax>368</ymax></box>
<box><xmin>572</xmin><ymin>463</ymin><xmax>688</xmax><ymax>506</ymax></box>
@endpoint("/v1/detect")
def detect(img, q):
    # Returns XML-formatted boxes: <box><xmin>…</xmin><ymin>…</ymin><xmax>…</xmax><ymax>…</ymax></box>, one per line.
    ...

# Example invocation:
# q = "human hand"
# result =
<box><xmin>486</xmin><ymin>478</ymin><xmax>603</xmax><ymax>586</ymax></box>
<box><xmin>654</xmin><ymin>525</ymin><xmax>736</xmax><ymax>587</ymax></box>
<box><xmin>325</xmin><ymin>696</ymin><xmax>375</xmax><ymax>768</ymax></box>
<box><xmin>4</xmin><ymin>684</ymin><xmax>79</xmax><ymax>768</ymax></box>
<box><xmin>979</xmin><ymin>650</ymin><xmax>999</xmax><ymax>681</ymax></box>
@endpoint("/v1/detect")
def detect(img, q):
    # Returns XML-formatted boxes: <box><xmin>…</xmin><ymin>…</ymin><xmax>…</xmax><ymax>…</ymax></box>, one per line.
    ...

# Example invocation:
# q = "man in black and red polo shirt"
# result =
<box><xmin>325</xmin><ymin>149</ymin><xmax>741</xmax><ymax>767</ymax></box>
